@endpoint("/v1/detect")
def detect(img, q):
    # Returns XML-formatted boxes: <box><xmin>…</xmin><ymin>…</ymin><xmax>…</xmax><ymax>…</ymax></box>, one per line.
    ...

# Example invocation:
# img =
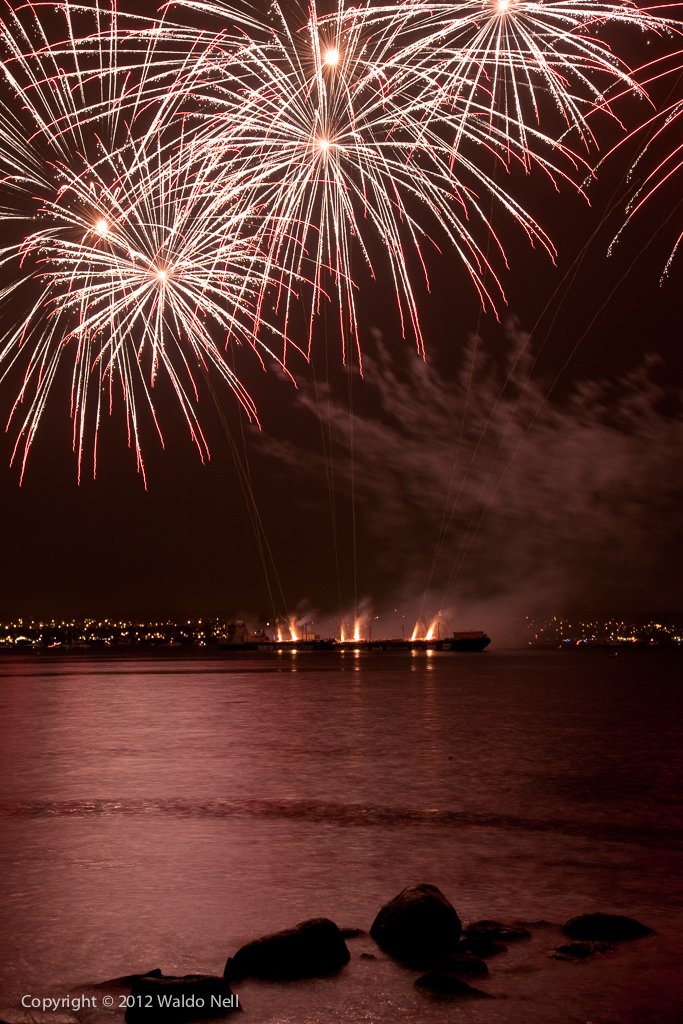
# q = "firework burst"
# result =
<box><xmin>145</xmin><ymin>0</ymin><xmax>574</xmax><ymax>363</ymax></box>
<box><xmin>0</xmin><ymin>0</ymin><xmax>679</xmax><ymax>481</ymax></box>
<box><xmin>0</xmin><ymin>1</ymin><xmax>292</xmax><ymax>482</ymax></box>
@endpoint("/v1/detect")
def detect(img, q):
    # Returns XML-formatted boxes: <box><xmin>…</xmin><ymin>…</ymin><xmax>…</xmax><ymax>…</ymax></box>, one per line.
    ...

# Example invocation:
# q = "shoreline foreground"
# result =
<box><xmin>0</xmin><ymin>886</ymin><xmax>669</xmax><ymax>1024</ymax></box>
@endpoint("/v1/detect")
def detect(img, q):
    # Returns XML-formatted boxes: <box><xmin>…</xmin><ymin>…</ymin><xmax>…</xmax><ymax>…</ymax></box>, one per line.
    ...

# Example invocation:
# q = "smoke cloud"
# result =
<box><xmin>260</xmin><ymin>318</ymin><xmax>683</xmax><ymax>630</ymax></box>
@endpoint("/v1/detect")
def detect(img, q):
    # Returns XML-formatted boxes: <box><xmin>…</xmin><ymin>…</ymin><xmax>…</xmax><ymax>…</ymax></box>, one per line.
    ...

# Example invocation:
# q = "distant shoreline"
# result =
<box><xmin>0</xmin><ymin>640</ymin><xmax>680</xmax><ymax>656</ymax></box>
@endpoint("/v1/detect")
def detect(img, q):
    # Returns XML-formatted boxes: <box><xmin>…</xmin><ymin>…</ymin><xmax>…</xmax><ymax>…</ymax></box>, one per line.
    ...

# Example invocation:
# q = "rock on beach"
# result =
<box><xmin>458</xmin><ymin>935</ymin><xmax>508</xmax><ymax>958</ymax></box>
<box><xmin>463</xmin><ymin>919</ymin><xmax>532</xmax><ymax>942</ymax></box>
<box><xmin>124</xmin><ymin>974</ymin><xmax>239</xmax><ymax>1023</ymax></box>
<box><xmin>562</xmin><ymin>913</ymin><xmax>653</xmax><ymax>942</ymax></box>
<box><xmin>415</xmin><ymin>972</ymin><xmax>494</xmax><ymax>999</ymax></box>
<box><xmin>370</xmin><ymin>884</ymin><xmax>463</xmax><ymax>968</ymax></box>
<box><xmin>224</xmin><ymin>917</ymin><xmax>350</xmax><ymax>982</ymax></box>
<box><xmin>551</xmin><ymin>941</ymin><xmax>614</xmax><ymax>960</ymax></box>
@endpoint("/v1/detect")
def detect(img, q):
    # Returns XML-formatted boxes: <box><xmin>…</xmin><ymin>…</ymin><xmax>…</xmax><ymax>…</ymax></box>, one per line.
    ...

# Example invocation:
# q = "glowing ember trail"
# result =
<box><xmin>608</xmin><ymin>50</ymin><xmax>683</xmax><ymax>276</ymax></box>
<box><xmin>425</xmin><ymin>616</ymin><xmax>440</xmax><ymax>642</ymax></box>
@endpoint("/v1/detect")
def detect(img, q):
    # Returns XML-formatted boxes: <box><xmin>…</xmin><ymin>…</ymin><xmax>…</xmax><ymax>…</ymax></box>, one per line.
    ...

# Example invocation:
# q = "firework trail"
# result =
<box><xmin>349</xmin><ymin>1</ymin><xmax>671</xmax><ymax>156</ymax></box>
<box><xmin>607</xmin><ymin>47</ymin><xmax>683</xmax><ymax>274</ymax></box>
<box><xmin>0</xmin><ymin>1</ymin><xmax>291</xmax><ymax>482</ymax></box>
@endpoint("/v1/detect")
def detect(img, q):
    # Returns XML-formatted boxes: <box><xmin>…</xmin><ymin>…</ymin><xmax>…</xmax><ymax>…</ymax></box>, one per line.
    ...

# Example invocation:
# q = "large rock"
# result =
<box><xmin>224</xmin><ymin>918</ymin><xmax>350</xmax><ymax>981</ymax></box>
<box><xmin>125</xmin><ymin>974</ymin><xmax>239</xmax><ymax>1023</ymax></box>
<box><xmin>562</xmin><ymin>913</ymin><xmax>653</xmax><ymax>942</ymax></box>
<box><xmin>370</xmin><ymin>884</ymin><xmax>462</xmax><ymax>967</ymax></box>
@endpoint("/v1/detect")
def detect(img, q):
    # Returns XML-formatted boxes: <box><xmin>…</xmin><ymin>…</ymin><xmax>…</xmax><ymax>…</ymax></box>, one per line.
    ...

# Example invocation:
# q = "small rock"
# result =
<box><xmin>458</xmin><ymin>936</ymin><xmax>507</xmax><ymax>958</ymax></box>
<box><xmin>359</xmin><ymin>953</ymin><xmax>377</xmax><ymax>961</ymax></box>
<box><xmin>225</xmin><ymin>918</ymin><xmax>350</xmax><ymax>981</ymax></box>
<box><xmin>0</xmin><ymin>1013</ymin><xmax>79</xmax><ymax>1024</ymax></box>
<box><xmin>340</xmin><ymin>927</ymin><xmax>366</xmax><ymax>939</ymax></box>
<box><xmin>415</xmin><ymin>972</ymin><xmax>493</xmax><ymax>999</ymax></box>
<box><xmin>463</xmin><ymin>920</ymin><xmax>531</xmax><ymax>942</ymax></box>
<box><xmin>435</xmin><ymin>953</ymin><xmax>488</xmax><ymax>978</ymax></box>
<box><xmin>562</xmin><ymin>913</ymin><xmax>653</xmax><ymax>942</ymax></box>
<box><xmin>552</xmin><ymin>941</ymin><xmax>614</xmax><ymax>960</ymax></box>
<box><xmin>95</xmin><ymin>969</ymin><xmax>162</xmax><ymax>987</ymax></box>
<box><xmin>370</xmin><ymin>884</ymin><xmax>462</xmax><ymax>968</ymax></box>
<box><xmin>125</xmin><ymin>974</ymin><xmax>239</xmax><ymax>1023</ymax></box>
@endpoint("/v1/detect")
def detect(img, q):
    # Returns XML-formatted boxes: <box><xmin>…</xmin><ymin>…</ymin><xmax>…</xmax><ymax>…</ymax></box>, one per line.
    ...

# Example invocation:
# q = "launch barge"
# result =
<box><xmin>221</xmin><ymin>632</ymin><xmax>491</xmax><ymax>653</ymax></box>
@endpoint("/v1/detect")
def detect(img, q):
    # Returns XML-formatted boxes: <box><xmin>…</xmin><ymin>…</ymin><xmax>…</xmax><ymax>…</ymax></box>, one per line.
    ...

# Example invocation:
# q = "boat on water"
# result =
<box><xmin>360</xmin><ymin>631</ymin><xmax>491</xmax><ymax>653</ymax></box>
<box><xmin>437</xmin><ymin>630</ymin><xmax>492</xmax><ymax>652</ymax></box>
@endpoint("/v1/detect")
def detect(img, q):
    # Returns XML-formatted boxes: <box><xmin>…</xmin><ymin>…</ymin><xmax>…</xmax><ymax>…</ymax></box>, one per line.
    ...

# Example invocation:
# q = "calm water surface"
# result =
<box><xmin>0</xmin><ymin>648</ymin><xmax>681</xmax><ymax>1023</ymax></box>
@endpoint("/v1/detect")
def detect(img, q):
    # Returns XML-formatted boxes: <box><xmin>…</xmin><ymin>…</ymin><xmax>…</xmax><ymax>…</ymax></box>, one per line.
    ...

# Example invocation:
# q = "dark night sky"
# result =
<box><xmin>0</xmin><ymin>1</ymin><xmax>681</xmax><ymax>631</ymax></box>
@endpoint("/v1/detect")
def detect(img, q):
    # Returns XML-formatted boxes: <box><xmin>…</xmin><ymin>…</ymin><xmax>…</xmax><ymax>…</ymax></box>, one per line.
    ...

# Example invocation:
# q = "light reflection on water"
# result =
<box><xmin>0</xmin><ymin>649</ymin><xmax>681</xmax><ymax>1023</ymax></box>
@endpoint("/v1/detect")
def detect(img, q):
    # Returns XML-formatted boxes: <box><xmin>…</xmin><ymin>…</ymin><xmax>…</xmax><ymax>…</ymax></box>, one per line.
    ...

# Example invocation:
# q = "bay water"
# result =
<box><xmin>0</xmin><ymin>648</ymin><xmax>681</xmax><ymax>1023</ymax></box>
